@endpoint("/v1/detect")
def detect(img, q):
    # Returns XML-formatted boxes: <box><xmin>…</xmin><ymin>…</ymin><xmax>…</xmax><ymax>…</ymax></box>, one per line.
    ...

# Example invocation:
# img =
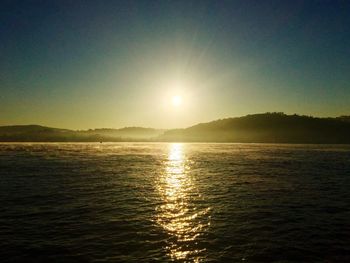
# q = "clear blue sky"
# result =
<box><xmin>1</xmin><ymin>0</ymin><xmax>350</xmax><ymax>129</ymax></box>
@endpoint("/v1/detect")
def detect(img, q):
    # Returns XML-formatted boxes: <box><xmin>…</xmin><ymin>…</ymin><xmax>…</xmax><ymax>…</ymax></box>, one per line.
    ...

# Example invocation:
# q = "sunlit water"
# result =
<box><xmin>1</xmin><ymin>143</ymin><xmax>350</xmax><ymax>262</ymax></box>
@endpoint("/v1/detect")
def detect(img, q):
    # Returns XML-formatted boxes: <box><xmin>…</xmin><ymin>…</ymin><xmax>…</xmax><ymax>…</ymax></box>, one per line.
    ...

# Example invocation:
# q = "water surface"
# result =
<box><xmin>1</xmin><ymin>143</ymin><xmax>350</xmax><ymax>262</ymax></box>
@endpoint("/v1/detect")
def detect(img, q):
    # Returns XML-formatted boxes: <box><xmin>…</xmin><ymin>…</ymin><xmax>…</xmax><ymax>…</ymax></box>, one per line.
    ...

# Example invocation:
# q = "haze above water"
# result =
<box><xmin>1</xmin><ymin>143</ymin><xmax>350</xmax><ymax>262</ymax></box>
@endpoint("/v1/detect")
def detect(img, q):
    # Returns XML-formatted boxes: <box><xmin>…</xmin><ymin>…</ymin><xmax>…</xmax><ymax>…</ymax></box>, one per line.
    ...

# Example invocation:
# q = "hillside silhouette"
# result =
<box><xmin>1</xmin><ymin>113</ymin><xmax>350</xmax><ymax>143</ymax></box>
<box><xmin>0</xmin><ymin>125</ymin><xmax>163</xmax><ymax>142</ymax></box>
<box><xmin>160</xmin><ymin>113</ymin><xmax>350</xmax><ymax>143</ymax></box>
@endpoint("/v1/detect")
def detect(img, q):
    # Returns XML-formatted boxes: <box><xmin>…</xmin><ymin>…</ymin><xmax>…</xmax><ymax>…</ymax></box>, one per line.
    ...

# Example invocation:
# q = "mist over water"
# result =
<box><xmin>1</xmin><ymin>143</ymin><xmax>350</xmax><ymax>262</ymax></box>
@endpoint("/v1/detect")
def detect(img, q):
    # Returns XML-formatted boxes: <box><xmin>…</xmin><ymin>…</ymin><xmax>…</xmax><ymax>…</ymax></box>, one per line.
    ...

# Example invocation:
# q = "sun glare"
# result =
<box><xmin>172</xmin><ymin>95</ymin><xmax>182</xmax><ymax>107</ymax></box>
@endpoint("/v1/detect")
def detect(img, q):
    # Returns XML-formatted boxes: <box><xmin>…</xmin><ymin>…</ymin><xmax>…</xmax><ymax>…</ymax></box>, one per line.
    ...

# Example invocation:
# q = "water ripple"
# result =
<box><xmin>0</xmin><ymin>143</ymin><xmax>350</xmax><ymax>262</ymax></box>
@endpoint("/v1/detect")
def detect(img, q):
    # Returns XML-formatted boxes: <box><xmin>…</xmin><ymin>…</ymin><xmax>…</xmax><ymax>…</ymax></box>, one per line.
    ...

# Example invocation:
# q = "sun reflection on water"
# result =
<box><xmin>156</xmin><ymin>143</ymin><xmax>210</xmax><ymax>262</ymax></box>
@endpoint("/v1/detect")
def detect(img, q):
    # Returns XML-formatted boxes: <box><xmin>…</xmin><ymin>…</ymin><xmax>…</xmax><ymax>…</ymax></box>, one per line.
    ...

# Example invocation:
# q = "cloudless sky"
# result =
<box><xmin>1</xmin><ymin>0</ymin><xmax>350</xmax><ymax>129</ymax></box>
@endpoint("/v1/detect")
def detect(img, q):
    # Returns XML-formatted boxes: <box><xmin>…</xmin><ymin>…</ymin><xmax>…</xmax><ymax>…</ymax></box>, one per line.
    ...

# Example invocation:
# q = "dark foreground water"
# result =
<box><xmin>1</xmin><ymin>143</ymin><xmax>350</xmax><ymax>262</ymax></box>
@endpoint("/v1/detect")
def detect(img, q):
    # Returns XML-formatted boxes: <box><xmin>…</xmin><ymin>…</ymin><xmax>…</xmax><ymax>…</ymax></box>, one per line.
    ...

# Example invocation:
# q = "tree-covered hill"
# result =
<box><xmin>160</xmin><ymin>113</ymin><xmax>350</xmax><ymax>143</ymax></box>
<box><xmin>1</xmin><ymin>113</ymin><xmax>350</xmax><ymax>143</ymax></box>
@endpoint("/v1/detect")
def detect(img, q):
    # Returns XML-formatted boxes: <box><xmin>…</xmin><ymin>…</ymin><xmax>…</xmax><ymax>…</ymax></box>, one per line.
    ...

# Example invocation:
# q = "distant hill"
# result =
<box><xmin>0</xmin><ymin>125</ymin><xmax>75</xmax><ymax>142</ymax></box>
<box><xmin>0</xmin><ymin>125</ymin><xmax>69</xmax><ymax>134</ymax></box>
<box><xmin>82</xmin><ymin>127</ymin><xmax>164</xmax><ymax>140</ymax></box>
<box><xmin>1</xmin><ymin>113</ymin><xmax>350</xmax><ymax>143</ymax></box>
<box><xmin>160</xmin><ymin>113</ymin><xmax>350</xmax><ymax>143</ymax></box>
<box><xmin>0</xmin><ymin>125</ymin><xmax>163</xmax><ymax>142</ymax></box>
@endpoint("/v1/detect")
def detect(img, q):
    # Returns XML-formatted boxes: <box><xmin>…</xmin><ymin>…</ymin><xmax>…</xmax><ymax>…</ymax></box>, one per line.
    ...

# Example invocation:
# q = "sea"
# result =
<box><xmin>0</xmin><ymin>143</ymin><xmax>350</xmax><ymax>262</ymax></box>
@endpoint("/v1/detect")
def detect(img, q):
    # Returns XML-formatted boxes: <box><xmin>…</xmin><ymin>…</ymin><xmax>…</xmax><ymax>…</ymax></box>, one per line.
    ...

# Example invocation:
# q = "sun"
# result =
<box><xmin>172</xmin><ymin>95</ymin><xmax>182</xmax><ymax>107</ymax></box>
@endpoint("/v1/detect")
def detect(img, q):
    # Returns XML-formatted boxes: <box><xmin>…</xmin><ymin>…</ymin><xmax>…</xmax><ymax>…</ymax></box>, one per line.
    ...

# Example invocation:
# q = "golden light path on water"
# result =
<box><xmin>156</xmin><ymin>143</ymin><xmax>210</xmax><ymax>262</ymax></box>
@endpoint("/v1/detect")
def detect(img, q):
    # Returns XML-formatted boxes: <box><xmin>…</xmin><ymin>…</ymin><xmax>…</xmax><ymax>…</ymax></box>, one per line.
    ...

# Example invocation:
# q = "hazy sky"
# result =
<box><xmin>1</xmin><ymin>0</ymin><xmax>350</xmax><ymax>129</ymax></box>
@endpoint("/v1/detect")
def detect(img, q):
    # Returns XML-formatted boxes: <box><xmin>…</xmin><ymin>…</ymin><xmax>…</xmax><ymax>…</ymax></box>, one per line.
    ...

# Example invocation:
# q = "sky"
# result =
<box><xmin>1</xmin><ymin>0</ymin><xmax>350</xmax><ymax>129</ymax></box>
